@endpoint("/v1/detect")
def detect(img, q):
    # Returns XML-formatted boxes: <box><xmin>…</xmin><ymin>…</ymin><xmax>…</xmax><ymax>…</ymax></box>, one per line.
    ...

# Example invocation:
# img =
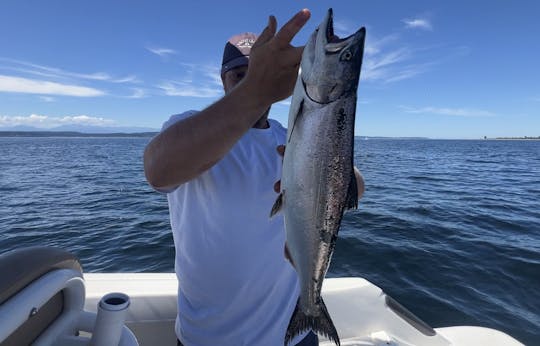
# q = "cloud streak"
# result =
<box><xmin>362</xmin><ymin>43</ymin><xmax>430</xmax><ymax>83</ymax></box>
<box><xmin>403</xmin><ymin>18</ymin><xmax>433</xmax><ymax>30</ymax></box>
<box><xmin>147</xmin><ymin>47</ymin><xmax>177</xmax><ymax>58</ymax></box>
<box><xmin>158</xmin><ymin>62</ymin><xmax>223</xmax><ymax>98</ymax></box>
<box><xmin>0</xmin><ymin>75</ymin><xmax>104</xmax><ymax>97</ymax></box>
<box><xmin>0</xmin><ymin>58</ymin><xmax>137</xmax><ymax>84</ymax></box>
<box><xmin>333</xmin><ymin>19</ymin><xmax>358</xmax><ymax>38</ymax></box>
<box><xmin>126</xmin><ymin>88</ymin><xmax>146</xmax><ymax>99</ymax></box>
<box><xmin>157</xmin><ymin>81</ymin><xmax>222</xmax><ymax>98</ymax></box>
<box><xmin>0</xmin><ymin>113</ymin><xmax>116</xmax><ymax>128</ymax></box>
<box><xmin>400</xmin><ymin>106</ymin><xmax>496</xmax><ymax>117</ymax></box>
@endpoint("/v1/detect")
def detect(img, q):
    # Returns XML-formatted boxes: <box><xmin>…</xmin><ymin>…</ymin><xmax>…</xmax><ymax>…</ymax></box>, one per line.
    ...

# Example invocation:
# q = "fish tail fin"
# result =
<box><xmin>285</xmin><ymin>298</ymin><xmax>340</xmax><ymax>346</ymax></box>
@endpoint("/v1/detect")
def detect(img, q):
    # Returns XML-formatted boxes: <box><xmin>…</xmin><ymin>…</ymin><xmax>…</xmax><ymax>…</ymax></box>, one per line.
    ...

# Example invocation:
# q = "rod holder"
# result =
<box><xmin>90</xmin><ymin>292</ymin><xmax>130</xmax><ymax>346</ymax></box>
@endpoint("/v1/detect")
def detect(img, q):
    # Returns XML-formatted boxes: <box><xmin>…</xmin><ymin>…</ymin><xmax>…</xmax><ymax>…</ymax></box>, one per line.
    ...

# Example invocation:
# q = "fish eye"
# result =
<box><xmin>342</xmin><ymin>50</ymin><xmax>353</xmax><ymax>61</ymax></box>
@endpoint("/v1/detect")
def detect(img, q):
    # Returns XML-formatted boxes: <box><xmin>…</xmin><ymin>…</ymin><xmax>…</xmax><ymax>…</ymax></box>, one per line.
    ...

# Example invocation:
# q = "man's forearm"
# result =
<box><xmin>143</xmin><ymin>9</ymin><xmax>310</xmax><ymax>190</ymax></box>
<box><xmin>144</xmin><ymin>81</ymin><xmax>269</xmax><ymax>190</ymax></box>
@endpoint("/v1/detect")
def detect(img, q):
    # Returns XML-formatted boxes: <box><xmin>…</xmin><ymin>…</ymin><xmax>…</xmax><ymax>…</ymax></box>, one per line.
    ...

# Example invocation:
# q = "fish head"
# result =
<box><xmin>301</xmin><ymin>8</ymin><xmax>366</xmax><ymax>104</ymax></box>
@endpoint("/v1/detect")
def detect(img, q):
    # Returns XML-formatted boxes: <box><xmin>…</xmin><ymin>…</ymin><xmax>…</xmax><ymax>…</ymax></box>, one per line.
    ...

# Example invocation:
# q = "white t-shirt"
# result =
<box><xmin>160</xmin><ymin>111</ymin><xmax>305</xmax><ymax>346</ymax></box>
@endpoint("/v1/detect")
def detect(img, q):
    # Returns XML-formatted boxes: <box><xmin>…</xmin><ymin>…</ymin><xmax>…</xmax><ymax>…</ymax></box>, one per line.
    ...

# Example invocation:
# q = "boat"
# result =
<box><xmin>0</xmin><ymin>247</ymin><xmax>524</xmax><ymax>345</ymax></box>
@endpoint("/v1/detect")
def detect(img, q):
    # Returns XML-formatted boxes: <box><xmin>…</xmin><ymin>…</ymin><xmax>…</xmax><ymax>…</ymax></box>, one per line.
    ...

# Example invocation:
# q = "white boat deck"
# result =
<box><xmin>83</xmin><ymin>274</ymin><xmax>524</xmax><ymax>346</ymax></box>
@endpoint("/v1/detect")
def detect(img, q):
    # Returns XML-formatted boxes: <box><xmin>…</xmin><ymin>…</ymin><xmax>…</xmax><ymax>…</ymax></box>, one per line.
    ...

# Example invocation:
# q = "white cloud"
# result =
<box><xmin>126</xmin><ymin>88</ymin><xmax>146</xmax><ymax>99</ymax></box>
<box><xmin>361</xmin><ymin>34</ymin><xmax>415</xmax><ymax>83</ymax></box>
<box><xmin>362</xmin><ymin>46</ymin><xmax>429</xmax><ymax>83</ymax></box>
<box><xmin>61</xmin><ymin>115</ymin><xmax>115</xmax><ymax>125</ymax></box>
<box><xmin>158</xmin><ymin>62</ymin><xmax>223</xmax><ymax>98</ymax></box>
<box><xmin>403</xmin><ymin>18</ymin><xmax>433</xmax><ymax>31</ymax></box>
<box><xmin>0</xmin><ymin>75</ymin><xmax>104</xmax><ymax>97</ymax></box>
<box><xmin>359</xmin><ymin>26</ymin><xmax>461</xmax><ymax>84</ymax></box>
<box><xmin>204</xmin><ymin>69</ymin><xmax>223</xmax><ymax>87</ymax></box>
<box><xmin>333</xmin><ymin>20</ymin><xmax>357</xmax><ymax>38</ymax></box>
<box><xmin>157</xmin><ymin>81</ymin><xmax>222</xmax><ymax>98</ymax></box>
<box><xmin>147</xmin><ymin>47</ymin><xmax>177</xmax><ymax>58</ymax></box>
<box><xmin>179</xmin><ymin>62</ymin><xmax>222</xmax><ymax>84</ymax></box>
<box><xmin>0</xmin><ymin>58</ymin><xmax>137</xmax><ymax>84</ymax></box>
<box><xmin>39</xmin><ymin>96</ymin><xmax>55</xmax><ymax>102</ymax></box>
<box><xmin>364</xmin><ymin>34</ymin><xmax>399</xmax><ymax>56</ymax></box>
<box><xmin>0</xmin><ymin>113</ymin><xmax>116</xmax><ymax>128</ymax></box>
<box><xmin>112</xmin><ymin>75</ymin><xmax>141</xmax><ymax>84</ymax></box>
<box><xmin>366</xmin><ymin>47</ymin><xmax>411</xmax><ymax>71</ymax></box>
<box><xmin>400</xmin><ymin>106</ymin><xmax>496</xmax><ymax>117</ymax></box>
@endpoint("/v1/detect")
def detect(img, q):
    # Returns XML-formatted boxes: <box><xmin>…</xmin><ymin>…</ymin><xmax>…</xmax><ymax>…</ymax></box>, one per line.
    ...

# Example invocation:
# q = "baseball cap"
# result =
<box><xmin>221</xmin><ymin>33</ymin><xmax>258</xmax><ymax>74</ymax></box>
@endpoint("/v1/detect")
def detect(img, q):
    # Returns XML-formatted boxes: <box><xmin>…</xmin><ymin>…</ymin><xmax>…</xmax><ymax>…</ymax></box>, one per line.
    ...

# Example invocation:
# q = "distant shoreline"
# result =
<box><xmin>0</xmin><ymin>131</ymin><xmax>538</xmax><ymax>140</ymax></box>
<box><xmin>0</xmin><ymin>131</ymin><xmax>158</xmax><ymax>138</ymax></box>
<box><xmin>491</xmin><ymin>137</ymin><xmax>540</xmax><ymax>140</ymax></box>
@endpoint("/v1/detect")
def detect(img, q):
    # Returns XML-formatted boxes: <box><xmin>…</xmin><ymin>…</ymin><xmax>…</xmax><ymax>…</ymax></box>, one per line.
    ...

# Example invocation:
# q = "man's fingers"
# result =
<box><xmin>281</xmin><ymin>46</ymin><xmax>305</xmax><ymax>66</ymax></box>
<box><xmin>254</xmin><ymin>15</ymin><xmax>277</xmax><ymax>48</ymax></box>
<box><xmin>274</xmin><ymin>180</ymin><xmax>281</xmax><ymax>193</ymax></box>
<box><xmin>268</xmin><ymin>15</ymin><xmax>277</xmax><ymax>36</ymax></box>
<box><xmin>274</xmin><ymin>9</ymin><xmax>311</xmax><ymax>47</ymax></box>
<box><xmin>276</xmin><ymin>145</ymin><xmax>286</xmax><ymax>156</ymax></box>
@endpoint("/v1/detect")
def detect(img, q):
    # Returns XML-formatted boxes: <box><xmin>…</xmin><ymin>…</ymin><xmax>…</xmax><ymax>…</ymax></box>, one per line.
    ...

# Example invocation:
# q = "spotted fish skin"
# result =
<box><xmin>271</xmin><ymin>8</ymin><xmax>366</xmax><ymax>346</ymax></box>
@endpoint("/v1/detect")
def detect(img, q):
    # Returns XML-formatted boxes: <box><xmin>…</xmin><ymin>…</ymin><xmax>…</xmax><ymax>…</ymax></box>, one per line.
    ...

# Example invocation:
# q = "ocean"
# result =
<box><xmin>0</xmin><ymin>136</ymin><xmax>538</xmax><ymax>344</ymax></box>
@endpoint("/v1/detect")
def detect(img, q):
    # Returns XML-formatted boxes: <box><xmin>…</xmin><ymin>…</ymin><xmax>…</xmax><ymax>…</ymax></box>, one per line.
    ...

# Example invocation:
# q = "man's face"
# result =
<box><xmin>221</xmin><ymin>65</ymin><xmax>248</xmax><ymax>94</ymax></box>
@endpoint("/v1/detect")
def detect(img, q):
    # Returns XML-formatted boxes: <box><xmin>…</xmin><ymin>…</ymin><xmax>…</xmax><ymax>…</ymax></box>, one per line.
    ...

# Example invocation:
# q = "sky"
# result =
<box><xmin>0</xmin><ymin>0</ymin><xmax>539</xmax><ymax>138</ymax></box>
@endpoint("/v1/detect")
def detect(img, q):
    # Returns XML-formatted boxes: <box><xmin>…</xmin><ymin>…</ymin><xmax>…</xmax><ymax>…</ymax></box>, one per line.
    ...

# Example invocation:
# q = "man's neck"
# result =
<box><xmin>252</xmin><ymin>108</ymin><xmax>270</xmax><ymax>129</ymax></box>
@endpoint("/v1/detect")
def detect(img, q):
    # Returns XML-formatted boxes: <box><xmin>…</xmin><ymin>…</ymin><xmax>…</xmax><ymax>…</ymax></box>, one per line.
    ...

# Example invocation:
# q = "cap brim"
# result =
<box><xmin>221</xmin><ymin>56</ymin><xmax>249</xmax><ymax>74</ymax></box>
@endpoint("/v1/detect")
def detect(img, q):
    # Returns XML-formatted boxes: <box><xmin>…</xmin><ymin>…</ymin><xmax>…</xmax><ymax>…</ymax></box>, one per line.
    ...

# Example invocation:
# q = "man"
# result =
<box><xmin>144</xmin><ymin>9</ymin><xmax>363</xmax><ymax>345</ymax></box>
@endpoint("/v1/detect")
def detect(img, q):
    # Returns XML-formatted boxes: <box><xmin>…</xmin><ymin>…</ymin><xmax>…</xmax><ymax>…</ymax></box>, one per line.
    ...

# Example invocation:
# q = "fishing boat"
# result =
<box><xmin>0</xmin><ymin>247</ymin><xmax>524</xmax><ymax>345</ymax></box>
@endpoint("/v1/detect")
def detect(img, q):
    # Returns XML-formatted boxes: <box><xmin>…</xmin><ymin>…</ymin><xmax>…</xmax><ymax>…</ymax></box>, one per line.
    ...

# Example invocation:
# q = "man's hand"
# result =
<box><xmin>144</xmin><ymin>10</ymin><xmax>311</xmax><ymax>190</ymax></box>
<box><xmin>243</xmin><ymin>9</ymin><xmax>311</xmax><ymax>108</ymax></box>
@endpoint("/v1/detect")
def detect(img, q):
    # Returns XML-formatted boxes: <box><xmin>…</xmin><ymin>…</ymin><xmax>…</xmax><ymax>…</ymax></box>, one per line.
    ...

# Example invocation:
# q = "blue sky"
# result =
<box><xmin>0</xmin><ymin>0</ymin><xmax>539</xmax><ymax>138</ymax></box>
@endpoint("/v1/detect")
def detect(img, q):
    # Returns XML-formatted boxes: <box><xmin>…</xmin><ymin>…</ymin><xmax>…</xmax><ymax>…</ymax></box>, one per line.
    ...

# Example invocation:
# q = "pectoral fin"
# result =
<box><xmin>287</xmin><ymin>100</ymin><xmax>304</xmax><ymax>144</ymax></box>
<box><xmin>345</xmin><ymin>172</ymin><xmax>358</xmax><ymax>210</ymax></box>
<box><xmin>270</xmin><ymin>192</ymin><xmax>284</xmax><ymax>217</ymax></box>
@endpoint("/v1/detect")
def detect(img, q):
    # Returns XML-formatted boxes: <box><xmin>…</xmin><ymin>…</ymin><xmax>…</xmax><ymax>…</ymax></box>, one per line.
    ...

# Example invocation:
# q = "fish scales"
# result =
<box><xmin>271</xmin><ymin>8</ymin><xmax>366</xmax><ymax>346</ymax></box>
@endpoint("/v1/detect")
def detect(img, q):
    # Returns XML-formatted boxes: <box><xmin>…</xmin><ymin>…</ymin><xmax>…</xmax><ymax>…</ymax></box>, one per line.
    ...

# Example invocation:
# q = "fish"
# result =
<box><xmin>270</xmin><ymin>8</ymin><xmax>366</xmax><ymax>346</ymax></box>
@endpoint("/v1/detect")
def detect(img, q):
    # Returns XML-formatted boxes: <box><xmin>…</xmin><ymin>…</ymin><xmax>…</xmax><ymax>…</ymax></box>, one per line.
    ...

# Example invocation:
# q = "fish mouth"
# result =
<box><xmin>301</xmin><ymin>9</ymin><xmax>366</xmax><ymax>104</ymax></box>
<box><xmin>324</xmin><ymin>8</ymin><xmax>359</xmax><ymax>53</ymax></box>
<box><xmin>326</xmin><ymin>8</ymin><xmax>335</xmax><ymax>43</ymax></box>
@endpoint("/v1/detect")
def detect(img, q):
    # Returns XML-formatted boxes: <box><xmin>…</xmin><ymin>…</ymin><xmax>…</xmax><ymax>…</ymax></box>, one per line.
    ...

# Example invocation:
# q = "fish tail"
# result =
<box><xmin>284</xmin><ymin>298</ymin><xmax>340</xmax><ymax>346</ymax></box>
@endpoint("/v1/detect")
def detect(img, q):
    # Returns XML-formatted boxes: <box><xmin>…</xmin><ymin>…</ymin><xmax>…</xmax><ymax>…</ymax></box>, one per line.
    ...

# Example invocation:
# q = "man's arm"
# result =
<box><xmin>144</xmin><ymin>9</ymin><xmax>311</xmax><ymax>190</ymax></box>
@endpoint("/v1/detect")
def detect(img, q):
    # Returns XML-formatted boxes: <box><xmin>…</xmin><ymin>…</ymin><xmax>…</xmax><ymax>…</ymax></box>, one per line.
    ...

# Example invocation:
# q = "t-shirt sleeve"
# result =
<box><xmin>151</xmin><ymin>110</ymin><xmax>199</xmax><ymax>194</ymax></box>
<box><xmin>269</xmin><ymin>118</ymin><xmax>287</xmax><ymax>145</ymax></box>
<box><xmin>161</xmin><ymin>110</ymin><xmax>199</xmax><ymax>132</ymax></box>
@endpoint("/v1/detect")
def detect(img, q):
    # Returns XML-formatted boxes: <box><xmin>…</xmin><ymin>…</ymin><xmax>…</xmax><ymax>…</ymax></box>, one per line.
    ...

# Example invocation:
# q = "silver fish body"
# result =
<box><xmin>271</xmin><ymin>8</ymin><xmax>366</xmax><ymax>346</ymax></box>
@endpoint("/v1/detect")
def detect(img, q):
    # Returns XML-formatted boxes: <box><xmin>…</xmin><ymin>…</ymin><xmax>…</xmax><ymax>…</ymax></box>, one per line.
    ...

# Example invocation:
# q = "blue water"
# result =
<box><xmin>1</xmin><ymin>137</ymin><xmax>539</xmax><ymax>344</ymax></box>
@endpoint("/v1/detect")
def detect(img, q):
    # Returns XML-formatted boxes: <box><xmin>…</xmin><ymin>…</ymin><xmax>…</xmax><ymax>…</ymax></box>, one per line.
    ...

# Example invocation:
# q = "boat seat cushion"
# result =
<box><xmin>0</xmin><ymin>246</ymin><xmax>83</xmax><ymax>305</ymax></box>
<box><xmin>1</xmin><ymin>291</ymin><xmax>64</xmax><ymax>345</ymax></box>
